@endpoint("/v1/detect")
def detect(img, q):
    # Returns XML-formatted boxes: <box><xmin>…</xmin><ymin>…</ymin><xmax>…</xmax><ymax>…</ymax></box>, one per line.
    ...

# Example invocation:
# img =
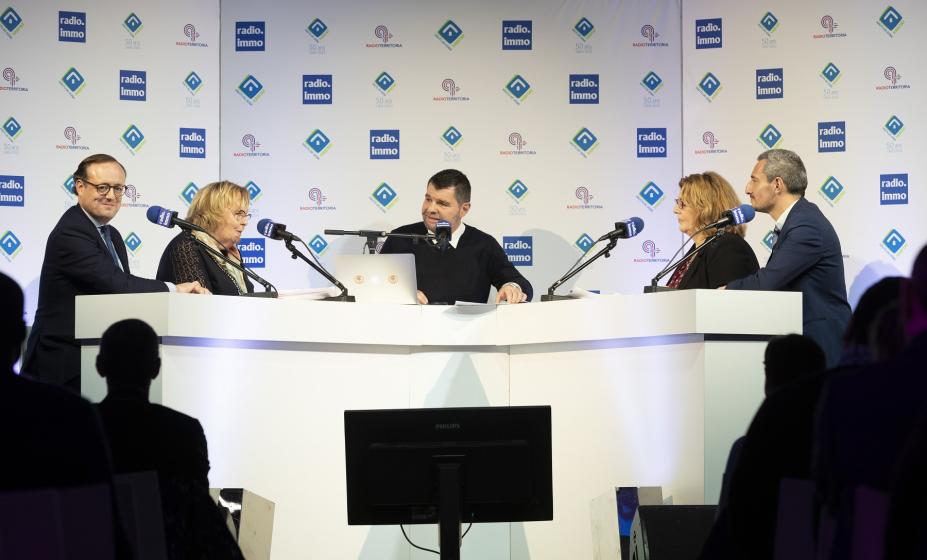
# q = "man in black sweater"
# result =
<box><xmin>380</xmin><ymin>169</ymin><xmax>532</xmax><ymax>304</ymax></box>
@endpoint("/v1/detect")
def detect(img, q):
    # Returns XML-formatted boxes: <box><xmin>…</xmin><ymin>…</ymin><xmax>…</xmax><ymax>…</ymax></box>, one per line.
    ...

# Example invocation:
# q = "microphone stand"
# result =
<box><xmin>283</xmin><ymin>238</ymin><xmax>355</xmax><ymax>302</ymax></box>
<box><xmin>643</xmin><ymin>229</ymin><xmax>725</xmax><ymax>293</ymax></box>
<box><xmin>541</xmin><ymin>237</ymin><xmax>618</xmax><ymax>302</ymax></box>
<box><xmin>324</xmin><ymin>229</ymin><xmax>434</xmax><ymax>254</ymax></box>
<box><xmin>186</xmin><ymin>232</ymin><xmax>278</xmax><ymax>298</ymax></box>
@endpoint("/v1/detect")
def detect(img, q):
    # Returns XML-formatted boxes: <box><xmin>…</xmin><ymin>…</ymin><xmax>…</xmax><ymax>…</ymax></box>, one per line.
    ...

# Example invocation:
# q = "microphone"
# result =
<box><xmin>146</xmin><ymin>206</ymin><xmax>207</xmax><ymax>233</ymax></box>
<box><xmin>700</xmin><ymin>204</ymin><xmax>755</xmax><ymax>231</ymax></box>
<box><xmin>597</xmin><ymin>217</ymin><xmax>645</xmax><ymax>242</ymax></box>
<box><xmin>257</xmin><ymin>218</ymin><xmax>301</xmax><ymax>242</ymax></box>
<box><xmin>434</xmin><ymin>220</ymin><xmax>452</xmax><ymax>251</ymax></box>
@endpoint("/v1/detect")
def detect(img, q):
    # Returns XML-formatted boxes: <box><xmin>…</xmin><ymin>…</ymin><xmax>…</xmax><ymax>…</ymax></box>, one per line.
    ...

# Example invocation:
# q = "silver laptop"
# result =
<box><xmin>333</xmin><ymin>254</ymin><xmax>418</xmax><ymax>304</ymax></box>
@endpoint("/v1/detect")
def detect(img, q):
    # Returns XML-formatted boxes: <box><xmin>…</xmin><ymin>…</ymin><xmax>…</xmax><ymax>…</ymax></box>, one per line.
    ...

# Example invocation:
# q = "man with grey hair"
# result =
<box><xmin>725</xmin><ymin>149</ymin><xmax>851</xmax><ymax>367</ymax></box>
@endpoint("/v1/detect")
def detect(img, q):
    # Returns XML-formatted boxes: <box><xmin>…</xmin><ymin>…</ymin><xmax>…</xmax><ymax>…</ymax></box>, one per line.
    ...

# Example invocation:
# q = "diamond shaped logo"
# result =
<box><xmin>374</xmin><ymin>71</ymin><xmax>396</xmax><ymax>95</ymax></box>
<box><xmin>309</xmin><ymin>234</ymin><xmax>329</xmax><ymax>255</ymax></box>
<box><xmin>762</xmin><ymin>230</ymin><xmax>778</xmax><ymax>251</ymax></box>
<box><xmin>571</xmin><ymin>127</ymin><xmax>599</xmax><ymax>157</ymax></box>
<box><xmin>641</xmin><ymin>71</ymin><xmax>663</xmax><ymax>95</ymax></box>
<box><xmin>575</xmin><ymin>233</ymin><xmax>595</xmax><ymax>253</ymax></box>
<box><xmin>878</xmin><ymin>6</ymin><xmax>903</xmax><ymax>36</ymax></box>
<box><xmin>2</xmin><ymin>7</ymin><xmax>24</xmax><ymax>36</ymax></box>
<box><xmin>237</xmin><ymin>75</ymin><xmax>265</xmax><ymax>104</ymax></box>
<box><xmin>821</xmin><ymin>63</ymin><xmax>842</xmax><ymax>86</ymax></box>
<box><xmin>884</xmin><ymin>115</ymin><xmax>905</xmax><ymax>140</ymax></box>
<box><xmin>60</xmin><ymin>67</ymin><xmax>86</xmax><ymax>96</ymax></box>
<box><xmin>180</xmin><ymin>182</ymin><xmax>199</xmax><ymax>205</ymax></box>
<box><xmin>504</xmin><ymin>74</ymin><xmax>532</xmax><ymax>104</ymax></box>
<box><xmin>819</xmin><ymin>176</ymin><xmax>846</xmax><ymax>205</ymax></box>
<box><xmin>759</xmin><ymin>11</ymin><xmax>779</xmax><ymax>34</ymax></box>
<box><xmin>637</xmin><ymin>181</ymin><xmax>665</xmax><ymax>210</ymax></box>
<box><xmin>881</xmin><ymin>228</ymin><xmax>907</xmax><ymax>257</ymax></box>
<box><xmin>304</xmin><ymin>129</ymin><xmax>331</xmax><ymax>157</ymax></box>
<box><xmin>307</xmin><ymin>18</ymin><xmax>328</xmax><ymax>41</ymax></box>
<box><xmin>124</xmin><ymin>232</ymin><xmax>142</xmax><ymax>254</ymax></box>
<box><xmin>2</xmin><ymin>116</ymin><xmax>22</xmax><ymax>141</ymax></box>
<box><xmin>371</xmin><ymin>182</ymin><xmax>398</xmax><ymax>211</ymax></box>
<box><xmin>698</xmin><ymin>72</ymin><xmax>722</xmax><ymax>101</ymax></box>
<box><xmin>120</xmin><ymin>124</ymin><xmax>146</xmax><ymax>154</ymax></box>
<box><xmin>573</xmin><ymin>17</ymin><xmax>595</xmax><ymax>41</ymax></box>
<box><xmin>507</xmin><ymin>179</ymin><xmax>528</xmax><ymax>203</ymax></box>
<box><xmin>442</xmin><ymin>126</ymin><xmax>462</xmax><ymax>149</ymax></box>
<box><xmin>0</xmin><ymin>230</ymin><xmax>22</xmax><ymax>260</ymax></box>
<box><xmin>758</xmin><ymin>123</ymin><xmax>783</xmax><ymax>149</ymax></box>
<box><xmin>62</xmin><ymin>176</ymin><xmax>75</xmax><ymax>197</ymax></box>
<box><xmin>436</xmin><ymin>19</ymin><xmax>463</xmax><ymax>49</ymax></box>
<box><xmin>184</xmin><ymin>71</ymin><xmax>203</xmax><ymax>95</ymax></box>
<box><xmin>123</xmin><ymin>13</ymin><xmax>143</xmax><ymax>36</ymax></box>
<box><xmin>245</xmin><ymin>180</ymin><xmax>262</xmax><ymax>201</ymax></box>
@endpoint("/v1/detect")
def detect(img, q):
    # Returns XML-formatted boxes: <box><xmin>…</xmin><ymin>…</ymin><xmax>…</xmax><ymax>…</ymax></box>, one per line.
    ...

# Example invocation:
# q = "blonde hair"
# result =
<box><xmin>678</xmin><ymin>172</ymin><xmax>747</xmax><ymax>237</ymax></box>
<box><xmin>185</xmin><ymin>181</ymin><xmax>250</xmax><ymax>233</ymax></box>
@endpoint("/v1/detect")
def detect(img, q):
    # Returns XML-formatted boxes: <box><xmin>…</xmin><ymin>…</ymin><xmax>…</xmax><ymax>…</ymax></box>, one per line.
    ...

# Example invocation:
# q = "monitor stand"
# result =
<box><xmin>437</xmin><ymin>460</ymin><xmax>463</xmax><ymax>560</ymax></box>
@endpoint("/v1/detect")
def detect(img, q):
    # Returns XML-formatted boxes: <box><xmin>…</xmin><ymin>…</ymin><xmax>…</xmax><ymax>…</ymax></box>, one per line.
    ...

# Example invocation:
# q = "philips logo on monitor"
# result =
<box><xmin>2</xmin><ymin>117</ymin><xmax>22</xmax><ymax>142</ymax></box>
<box><xmin>59</xmin><ymin>11</ymin><xmax>86</xmax><ymax>43</ymax></box>
<box><xmin>236</xmin><ymin>75</ymin><xmax>265</xmax><ymax>104</ymax></box>
<box><xmin>309</xmin><ymin>234</ymin><xmax>329</xmax><ymax>256</ymax></box>
<box><xmin>124</xmin><ymin>232</ymin><xmax>142</xmax><ymax>254</ymax></box>
<box><xmin>238</xmin><ymin>238</ymin><xmax>265</xmax><ymax>268</ymax></box>
<box><xmin>0</xmin><ymin>230</ymin><xmax>23</xmax><ymax>261</ymax></box>
<box><xmin>695</xmin><ymin>18</ymin><xmax>722</xmax><ymax>49</ymax></box>
<box><xmin>303</xmin><ymin>75</ymin><xmax>332</xmax><ymax>104</ymax></box>
<box><xmin>120</xmin><ymin>124</ymin><xmax>146</xmax><ymax>155</ymax></box>
<box><xmin>569</xmin><ymin>74</ymin><xmax>598</xmax><ymax>104</ymax></box>
<box><xmin>235</xmin><ymin>21</ymin><xmax>265</xmax><ymax>51</ymax></box>
<box><xmin>697</xmin><ymin>72</ymin><xmax>721</xmax><ymax>101</ymax></box>
<box><xmin>503</xmin><ymin>236</ymin><xmax>533</xmax><ymax>266</ymax></box>
<box><xmin>575</xmin><ymin>233</ymin><xmax>595</xmax><ymax>253</ymax></box>
<box><xmin>304</xmin><ymin>129</ymin><xmax>331</xmax><ymax>158</ymax></box>
<box><xmin>817</xmin><ymin>122</ymin><xmax>846</xmax><ymax>152</ymax></box>
<box><xmin>179</xmin><ymin>127</ymin><xmax>206</xmax><ymax>159</ymax></box>
<box><xmin>819</xmin><ymin>176</ymin><xmax>846</xmax><ymax>206</ymax></box>
<box><xmin>637</xmin><ymin>181</ymin><xmax>665</xmax><ymax>211</ymax></box>
<box><xmin>504</xmin><ymin>75</ymin><xmax>532</xmax><ymax>104</ymax></box>
<box><xmin>571</xmin><ymin>128</ymin><xmax>599</xmax><ymax>157</ymax></box>
<box><xmin>574</xmin><ymin>17</ymin><xmax>595</xmax><ymax>41</ymax></box>
<box><xmin>881</xmin><ymin>229</ymin><xmax>907</xmax><ymax>258</ymax></box>
<box><xmin>758</xmin><ymin>124</ymin><xmax>783</xmax><ymax>149</ymax></box>
<box><xmin>2</xmin><ymin>7</ymin><xmax>24</xmax><ymax>37</ymax></box>
<box><xmin>884</xmin><ymin>115</ymin><xmax>905</xmax><ymax>140</ymax></box>
<box><xmin>119</xmin><ymin>70</ymin><xmax>146</xmax><ymax>101</ymax></box>
<box><xmin>502</xmin><ymin>20</ymin><xmax>532</xmax><ymax>50</ymax></box>
<box><xmin>880</xmin><ymin>173</ymin><xmax>908</xmax><ymax>205</ymax></box>
<box><xmin>370</xmin><ymin>130</ymin><xmax>400</xmax><ymax>160</ymax></box>
<box><xmin>878</xmin><ymin>6</ymin><xmax>904</xmax><ymax>37</ymax></box>
<box><xmin>60</xmin><ymin>67</ymin><xmax>86</xmax><ymax>97</ymax></box>
<box><xmin>0</xmin><ymin>175</ymin><xmax>24</xmax><ymax>207</ymax></box>
<box><xmin>436</xmin><ymin>19</ymin><xmax>463</xmax><ymax>50</ymax></box>
<box><xmin>370</xmin><ymin>182</ymin><xmax>398</xmax><ymax>211</ymax></box>
<box><xmin>636</xmin><ymin>128</ymin><xmax>667</xmax><ymax>158</ymax></box>
<box><xmin>756</xmin><ymin>68</ymin><xmax>783</xmax><ymax>99</ymax></box>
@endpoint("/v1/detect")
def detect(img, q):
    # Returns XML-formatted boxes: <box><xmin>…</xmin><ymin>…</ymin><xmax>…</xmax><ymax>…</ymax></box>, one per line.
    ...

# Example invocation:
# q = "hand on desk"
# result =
<box><xmin>496</xmin><ymin>283</ymin><xmax>527</xmax><ymax>304</ymax></box>
<box><xmin>177</xmin><ymin>281</ymin><xmax>211</xmax><ymax>295</ymax></box>
<box><xmin>718</xmin><ymin>286</ymin><xmax>726</xmax><ymax>290</ymax></box>
<box><xmin>416</xmin><ymin>290</ymin><xmax>429</xmax><ymax>305</ymax></box>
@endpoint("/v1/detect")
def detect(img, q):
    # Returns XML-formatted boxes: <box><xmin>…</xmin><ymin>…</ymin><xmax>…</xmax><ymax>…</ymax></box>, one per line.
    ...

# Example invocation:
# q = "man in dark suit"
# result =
<box><xmin>380</xmin><ymin>169</ymin><xmax>532</xmax><ymax>304</ymax></box>
<box><xmin>22</xmin><ymin>153</ymin><xmax>206</xmax><ymax>392</ymax></box>
<box><xmin>725</xmin><ymin>149</ymin><xmax>851</xmax><ymax>367</ymax></box>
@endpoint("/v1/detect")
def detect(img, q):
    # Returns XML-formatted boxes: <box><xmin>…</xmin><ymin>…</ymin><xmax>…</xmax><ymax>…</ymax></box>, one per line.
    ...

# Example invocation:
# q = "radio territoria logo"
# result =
<box><xmin>122</xmin><ymin>184</ymin><xmax>146</xmax><ymax>208</ymax></box>
<box><xmin>56</xmin><ymin>126</ymin><xmax>89</xmax><ymax>151</ymax></box>
<box><xmin>1</xmin><ymin>67</ymin><xmax>28</xmax><ymax>92</ymax></box>
<box><xmin>434</xmin><ymin>78</ymin><xmax>469</xmax><ymax>102</ymax></box>
<box><xmin>500</xmin><ymin>132</ymin><xmax>536</xmax><ymax>156</ymax></box>
<box><xmin>694</xmin><ymin>131</ymin><xmax>727</xmax><ymax>155</ymax></box>
<box><xmin>567</xmin><ymin>186</ymin><xmax>603</xmax><ymax>210</ymax></box>
<box><xmin>366</xmin><ymin>25</ymin><xmax>401</xmax><ymax>48</ymax></box>
<box><xmin>634</xmin><ymin>24</ymin><xmax>668</xmax><ymax>47</ymax></box>
<box><xmin>877</xmin><ymin>66</ymin><xmax>910</xmax><ymax>91</ymax></box>
<box><xmin>814</xmin><ymin>15</ymin><xmax>846</xmax><ymax>38</ymax></box>
<box><xmin>634</xmin><ymin>240</ymin><xmax>669</xmax><ymax>263</ymax></box>
<box><xmin>234</xmin><ymin>134</ymin><xmax>270</xmax><ymax>157</ymax></box>
<box><xmin>300</xmin><ymin>187</ymin><xmax>336</xmax><ymax>212</ymax></box>
<box><xmin>176</xmin><ymin>24</ymin><xmax>207</xmax><ymax>47</ymax></box>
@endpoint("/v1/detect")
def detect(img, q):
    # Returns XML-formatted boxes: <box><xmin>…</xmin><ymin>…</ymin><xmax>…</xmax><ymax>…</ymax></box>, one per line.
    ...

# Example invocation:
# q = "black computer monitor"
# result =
<box><xmin>344</xmin><ymin>406</ymin><xmax>552</xmax><ymax>559</ymax></box>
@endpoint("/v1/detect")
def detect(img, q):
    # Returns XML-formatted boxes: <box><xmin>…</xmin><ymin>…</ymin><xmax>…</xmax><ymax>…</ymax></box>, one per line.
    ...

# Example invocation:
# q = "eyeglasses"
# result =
<box><xmin>233</xmin><ymin>210</ymin><xmax>252</xmax><ymax>223</ymax></box>
<box><xmin>674</xmin><ymin>198</ymin><xmax>687</xmax><ymax>209</ymax></box>
<box><xmin>81</xmin><ymin>180</ymin><xmax>126</xmax><ymax>196</ymax></box>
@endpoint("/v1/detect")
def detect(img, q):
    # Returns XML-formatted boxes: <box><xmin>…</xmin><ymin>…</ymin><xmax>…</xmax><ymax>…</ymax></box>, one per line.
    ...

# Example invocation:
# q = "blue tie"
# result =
<box><xmin>100</xmin><ymin>225</ymin><xmax>124</xmax><ymax>271</ymax></box>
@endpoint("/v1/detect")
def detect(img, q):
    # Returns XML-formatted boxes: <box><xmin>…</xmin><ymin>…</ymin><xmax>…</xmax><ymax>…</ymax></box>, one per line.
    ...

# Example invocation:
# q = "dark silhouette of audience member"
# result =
<box><xmin>0</xmin><ymin>272</ymin><xmax>131</xmax><ymax>557</ymax></box>
<box><xmin>94</xmin><ymin>318</ymin><xmax>242</xmax><ymax>560</ymax></box>
<box><xmin>763</xmin><ymin>334</ymin><xmax>828</xmax><ymax>395</ymax></box>
<box><xmin>884</xmin><ymin>405</ymin><xmax>927</xmax><ymax>559</ymax></box>
<box><xmin>839</xmin><ymin>276</ymin><xmax>906</xmax><ymax>366</ymax></box>
<box><xmin>814</xmin><ymin>246</ymin><xmax>927</xmax><ymax>557</ymax></box>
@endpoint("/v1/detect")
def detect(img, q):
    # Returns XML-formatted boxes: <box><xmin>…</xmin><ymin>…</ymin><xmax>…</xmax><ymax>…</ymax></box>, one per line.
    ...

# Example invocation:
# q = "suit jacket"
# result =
<box><xmin>22</xmin><ymin>204</ymin><xmax>168</xmax><ymax>388</ymax></box>
<box><xmin>95</xmin><ymin>395</ymin><xmax>210</xmax><ymax>489</ymax></box>
<box><xmin>156</xmin><ymin>231</ymin><xmax>254</xmax><ymax>296</ymax></box>
<box><xmin>380</xmin><ymin>222</ymin><xmax>533</xmax><ymax>303</ymax></box>
<box><xmin>674</xmin><ymin>232</ymin><xmax>759</xmax><ymax>290</ymax></box>
<box><xmin>726</xmin><ymin>197</ymin><xmax>851</xmax><ymax>367</ymax></box>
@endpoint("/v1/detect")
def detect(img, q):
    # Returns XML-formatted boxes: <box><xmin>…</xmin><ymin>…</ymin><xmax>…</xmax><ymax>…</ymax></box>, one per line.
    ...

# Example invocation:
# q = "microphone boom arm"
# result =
<box><xmin>542</xmin><ymin>237</ymin><xmax>618</xmax><ymax>301</ymax></box>
<box><xmin>647</xmin><ymin>229</ymin><xmax>725</xmax><ymax>290</ymax></box>
<box><xmin>283</xmin><ymin>238</ymin><xmax>355</xmax><ymax>302</ymax></box>
<box><xmin>186</xmin><ymin>233</ymin><xmax>278</xmax><ymax>297</ymax></box>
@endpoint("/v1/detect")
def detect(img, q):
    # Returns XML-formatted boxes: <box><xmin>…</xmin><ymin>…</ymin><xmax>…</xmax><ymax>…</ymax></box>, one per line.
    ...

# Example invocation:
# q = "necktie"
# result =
<box><xmin>771</xmin><ymin>226</ymin><xmax>782</xmax><ymax>251</ymax></box>
<box><xmin>100</xmin><ymin>225</ymin><xmax>124</xmax><ymax>271</ymax></box>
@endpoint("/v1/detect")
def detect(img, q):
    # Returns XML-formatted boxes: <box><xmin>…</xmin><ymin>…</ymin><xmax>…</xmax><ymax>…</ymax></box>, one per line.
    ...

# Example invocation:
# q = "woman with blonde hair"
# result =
<box><xmin>156</xmin><ymin>181</ymin><xmax>255</xmax><ymax>295</ymax></box>
<box><xmin>665</xmin><ymin>171</ymin><xmax>759</xmax><ymax>289</ymax></box>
